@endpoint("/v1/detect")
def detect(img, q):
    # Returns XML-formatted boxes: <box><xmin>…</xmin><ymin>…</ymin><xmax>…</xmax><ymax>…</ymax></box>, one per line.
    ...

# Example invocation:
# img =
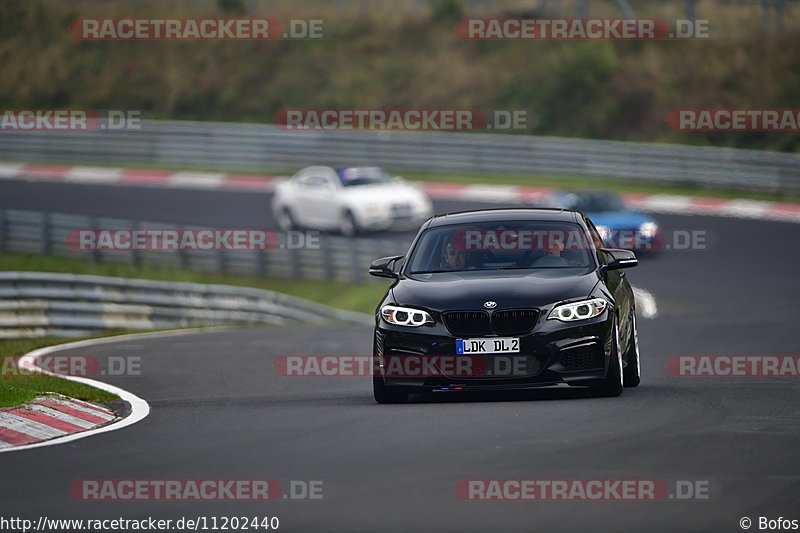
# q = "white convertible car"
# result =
<box><xmin>272</xmin><ymin>166</ymin><xmax>434</xmax><ymax>236</ymax></box>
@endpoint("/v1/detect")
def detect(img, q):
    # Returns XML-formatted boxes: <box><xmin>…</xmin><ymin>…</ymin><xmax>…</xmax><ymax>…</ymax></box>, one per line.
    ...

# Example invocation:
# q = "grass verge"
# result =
<box><xmin>0</xmin><ymin>335</ymin><xmax>130</xmax><ymax>408</ymax></box>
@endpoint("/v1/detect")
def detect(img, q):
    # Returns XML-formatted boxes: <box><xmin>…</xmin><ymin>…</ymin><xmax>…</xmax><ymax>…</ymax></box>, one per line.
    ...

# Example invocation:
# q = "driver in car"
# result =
<box><xmin>440</xmin><ymin>237</ymin><xmax>469</xmax><ymax>270</ymax></box>
<box><xmin>531</xmin><ymin>240</ymin><xmax>569</xmax><ymax>267</ymax></box>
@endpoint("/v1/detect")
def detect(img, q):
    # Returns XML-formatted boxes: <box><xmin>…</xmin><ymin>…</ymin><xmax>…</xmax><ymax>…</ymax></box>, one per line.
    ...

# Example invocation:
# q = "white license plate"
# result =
<box><xmin>456</xmin><ymin>337</ymin><xmax>520</xmax><ymax>355</ymax></box>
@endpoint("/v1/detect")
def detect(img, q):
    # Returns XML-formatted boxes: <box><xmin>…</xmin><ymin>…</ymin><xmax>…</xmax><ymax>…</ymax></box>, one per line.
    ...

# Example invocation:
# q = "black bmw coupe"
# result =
<box><xmin>369</xmin><ymin>208</ymin><xmax>640</xmax><ymax>403</ymax></box>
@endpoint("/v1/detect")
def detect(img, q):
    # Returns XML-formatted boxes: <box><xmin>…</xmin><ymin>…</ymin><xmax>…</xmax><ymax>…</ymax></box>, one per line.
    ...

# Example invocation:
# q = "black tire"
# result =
<box><xmin>590</xmin><ymin>319</ymin><xmax>624</xmax><ymax>398</ymax></box>
<box><xmin>623</xmin><ymin>311</ymin><xmax>641</xmax><ymax>388</ymax></box>
<box><xmin>373</xmin><ymin>375</ymin><xmax>409</xmax><ymax>404</ymax></box>
<box><xmin>276</xmin><ymin>206</ymin><xmax>296</xmax><ymax>231</ymax></box>
<box><xmin>339</xmin><ymin>210</ymin><xmax>358</xmax><ymax>237</ymax></box>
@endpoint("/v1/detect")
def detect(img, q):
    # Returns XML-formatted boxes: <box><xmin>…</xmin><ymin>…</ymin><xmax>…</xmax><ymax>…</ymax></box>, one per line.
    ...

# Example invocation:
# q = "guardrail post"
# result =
<box><xmin>255</xmin><ymin>250</ymin><xmax>266</xmax><ymax>277</ymax></box>
<box><xmin>350</xmin><ymin>238</ymin><xmax>361</xmax><ymax>284</ymax></box>
<box><xmin>578</xmin><ymin>0</ymin><xmax>589</xmax><ymax>18</ymax></box>
<box><xmin>89</xmin><ymin>215</ymin><xmax>100</xmax><ymax>263</ymax></box>
<box><xmin>216</xmin><ymin>247</ymin><xmax>225</xmax><ymax>273</ymax></box>
<box><xmin>288</xmin><ymin>239</ymin><xmax>300</xmax><ymax>279</ymax></box>
<box><xmin>685</xmin><ymin>0</ymin><xmax>696</xmax><ymax>21</ymax></box>
<box><xmin>130</xmin><ymin>220</ymin><xmax>141</xmax><ymax>266</ymax></box>
<box><xmin>177</xmin><ymin>225</ymin><xmax>189</xmax><ymax>270</ymax></box>
<box><xmin>761</xmin><ymin>0</ymin><xmax>770</xmax><ymax>31</ymax></box>
<box><xmin>40</xmin><ymin>211</ymin><xmax>51</xmax><ymax>255</ymax></box>
<box><xmin>320</xmin><ymin>235</ymin><xmax>334</xmax><ymax>280</ymax></box>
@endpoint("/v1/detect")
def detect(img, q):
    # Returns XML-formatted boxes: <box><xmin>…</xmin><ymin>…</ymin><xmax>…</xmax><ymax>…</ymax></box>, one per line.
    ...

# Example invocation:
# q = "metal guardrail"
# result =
<box><xmin>0</xmin><ymin>208</ymin><xmax>411</xmax><ymax>285</ymax></box>
<box><xmin>1</xmin><ymin>120</ymin><xmax>798</xmax><ymax>194</ymax></box>
<box><xmin>0</xmin><ymin>271</ymin><xmax>372</xmax><ymax>339</ymax></box>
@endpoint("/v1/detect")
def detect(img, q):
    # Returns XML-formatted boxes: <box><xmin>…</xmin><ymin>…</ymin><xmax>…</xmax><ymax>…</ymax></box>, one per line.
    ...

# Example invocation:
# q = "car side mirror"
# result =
<box><xmin>602</xmin><ymin>248</ymin><xmax>638</xmax><ymax>270</ymax></box>
<box><xmin>369</xmin><ymin>255</ymin><xmax>404</xmax><ymax>279</ymax></box>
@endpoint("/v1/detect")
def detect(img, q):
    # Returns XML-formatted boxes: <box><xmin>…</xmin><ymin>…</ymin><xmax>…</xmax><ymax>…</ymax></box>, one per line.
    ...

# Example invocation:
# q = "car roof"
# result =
<box><xmin>426</xmin><ymin>208</ymin><xmax>583</xmax><ymax>228</ymax></box>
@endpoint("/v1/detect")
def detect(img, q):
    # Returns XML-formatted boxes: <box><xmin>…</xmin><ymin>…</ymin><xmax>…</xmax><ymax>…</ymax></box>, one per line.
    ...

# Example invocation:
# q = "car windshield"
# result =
<box><xmin>407</xmin><ymin>221</ymin><xmax>595</xmax><ymax>274</ymax></box>
<box><xmin>336</xmin><ymin>167</ymin><xmax>392</xmax><ymax>187</ymax></box>
<box><xmin>569</xmin><ymin>192</ymin><xmax>626</xmax><ymax>212</ymax></box>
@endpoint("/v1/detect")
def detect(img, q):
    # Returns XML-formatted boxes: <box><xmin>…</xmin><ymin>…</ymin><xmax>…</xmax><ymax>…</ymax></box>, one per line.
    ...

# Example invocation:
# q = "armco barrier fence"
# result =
<box><xmin>0</xmin><ymin>271</ymin><xmax>371</xmax><ymax>339</ymax></box>
<box><xmin>0</xmin><ymin>208</ymin><xmax>410</xmax><ymax>285</ymax></box>
<box><xmin>1</xmin><ymin>120</ymin><xmax>798</xmax><ymax>195</ymax></box>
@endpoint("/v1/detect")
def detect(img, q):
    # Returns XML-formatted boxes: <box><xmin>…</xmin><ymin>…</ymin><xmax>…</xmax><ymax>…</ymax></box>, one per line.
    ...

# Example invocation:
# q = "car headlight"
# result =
<box><xmin>381</xmin><ymin>305</ymin><xmax>434</xmax><ymax>327</ymax></box>
<box><xmin>548</xmin><ymin>298</ymin><xmax>609</xmax><ymax>322</ymax></box>
<box><xmin>638</xmin><ymin>221</ymin><xmax>659</xmax><ymax>239</ymax></box>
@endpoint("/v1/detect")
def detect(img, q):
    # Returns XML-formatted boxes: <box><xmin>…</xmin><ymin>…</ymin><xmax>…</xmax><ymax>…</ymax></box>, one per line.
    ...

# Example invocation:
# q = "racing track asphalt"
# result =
<box><xmin>0</xmin><ymin>179</ymin><xmax>798</xmax><ymax>531</ymax></box>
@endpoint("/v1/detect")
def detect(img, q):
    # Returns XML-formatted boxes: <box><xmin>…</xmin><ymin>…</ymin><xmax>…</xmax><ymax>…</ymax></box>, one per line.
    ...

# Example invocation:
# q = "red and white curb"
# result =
<box><xmin>1</xmin><ymin>162</ymin><xmax>799</xmax><ymax>223</ymax></box>
<box><xmin>0</xmin><ymin>330</ymin><xmax>197</xmax><ymax>453</ymax></box>
<box><xmin>0</xmin><ymin>393</ymin><xmax>117</xmax><ymax>449</ymax></box>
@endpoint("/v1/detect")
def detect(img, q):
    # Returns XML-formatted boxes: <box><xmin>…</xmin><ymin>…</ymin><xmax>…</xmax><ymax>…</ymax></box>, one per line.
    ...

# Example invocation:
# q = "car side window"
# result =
<box><xmin>302</xmin><ymin>176</ymin><xmax>329</xmax><ymax>189</ymax></box>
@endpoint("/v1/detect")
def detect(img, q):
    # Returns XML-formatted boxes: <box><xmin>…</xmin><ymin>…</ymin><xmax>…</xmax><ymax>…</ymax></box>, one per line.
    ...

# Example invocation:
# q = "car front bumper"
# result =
<box><xmin>374</xmin><ymin>313</ymin><xmax>614</xmax><ymax>392</ymax></box>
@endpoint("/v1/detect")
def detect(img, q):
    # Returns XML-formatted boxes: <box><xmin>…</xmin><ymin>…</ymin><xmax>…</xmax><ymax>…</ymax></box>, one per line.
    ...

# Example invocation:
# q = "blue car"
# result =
<box><xmin>534</xmin><ymin>190</ymin><xmax>662</xmax><ymax>253</ymax></box>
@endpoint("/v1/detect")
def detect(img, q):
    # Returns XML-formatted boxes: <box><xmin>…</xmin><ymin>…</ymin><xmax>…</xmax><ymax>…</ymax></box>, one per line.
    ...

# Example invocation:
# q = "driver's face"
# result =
<box><xmin>444</xmin><ymin>243</ymin><xmax>467</xmax><ymax>269</ymax></box>
<box><xmin>543</xmin><ymin>241</ymin><xmax>565</xmax><ymax>256</ymax></box>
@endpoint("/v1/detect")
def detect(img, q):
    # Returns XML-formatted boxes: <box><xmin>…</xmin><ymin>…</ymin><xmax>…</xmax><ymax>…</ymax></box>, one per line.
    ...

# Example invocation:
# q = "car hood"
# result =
<box><xmin>391</xmin><ymin>269</ymin><xmax>599</xmax><ymax>311</ymax></box>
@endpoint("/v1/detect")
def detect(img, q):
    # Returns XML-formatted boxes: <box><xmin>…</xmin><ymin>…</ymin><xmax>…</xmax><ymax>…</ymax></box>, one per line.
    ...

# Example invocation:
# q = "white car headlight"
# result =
<box><xmin>548</xmin><ymin>298</ymin><xmax>609</xmax><ymax>322</ymax></box>
<box><xmin>381</xmin><ymin>305</ymin><xmax>434</xmax><ymax>327</ymax></box>
<box><xmin>638</xmin><ymin>221</ymin><xmax>659</xmax><ymax>239</ymax></box>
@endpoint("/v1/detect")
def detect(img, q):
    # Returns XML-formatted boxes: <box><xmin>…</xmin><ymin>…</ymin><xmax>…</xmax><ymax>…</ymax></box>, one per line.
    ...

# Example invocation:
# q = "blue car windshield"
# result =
<box><xmin>407</xmin><ymin>221</ymin><xmax>596</xmax><ymax>274</ymax></box>
<box><xmin>570</xmin><ymin>192</ymin><xmax>626</xmax><ymax>212</ymax></box>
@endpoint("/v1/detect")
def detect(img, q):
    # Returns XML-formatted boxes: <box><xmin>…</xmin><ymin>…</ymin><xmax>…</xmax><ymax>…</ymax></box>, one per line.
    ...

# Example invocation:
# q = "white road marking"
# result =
<box><xmin>0</xmin><ymin>162</ymin><xmax>25</xmax><ymax>177</ymax></box>
<box><xmin>167</xmin><ymin>171</ymin><xmax>226</xmax><ymax>188</ymax></box>
<box><xmin>719</xmin><ymin>199</ymin><xmax>772</xmax><ymax>219</ymax></box>
<box><xmin>65</xmin><ymin>166</ymin><xmax>122</xmax><ymax>184</ymax></box>
<box><xmin>459</xmin><ymin>185</ymin><xmax>520</xmax><ymax>203</ymax></box>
